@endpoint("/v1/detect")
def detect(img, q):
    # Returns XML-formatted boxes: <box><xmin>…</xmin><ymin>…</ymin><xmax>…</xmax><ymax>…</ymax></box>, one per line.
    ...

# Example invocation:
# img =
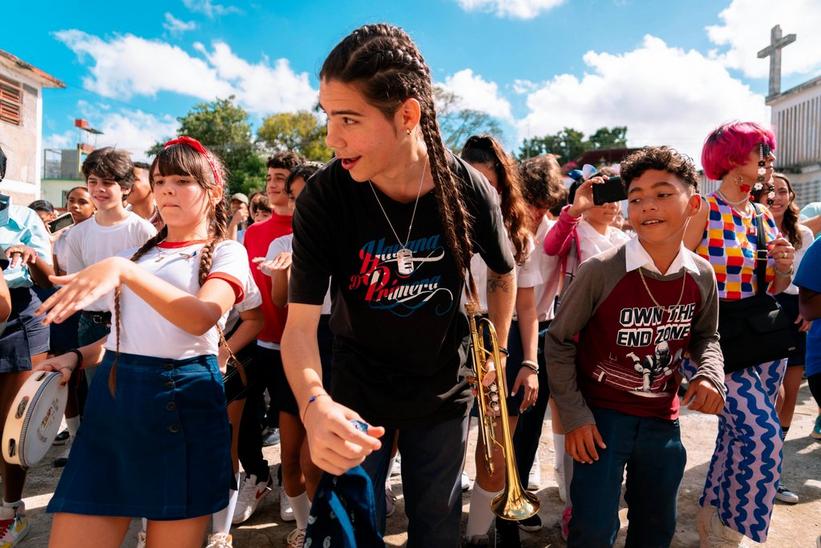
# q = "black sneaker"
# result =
<box><xmin>52</xmin><ymin>430</ymin><xmax>70</xmax><ymax>446</ymax></box>
<box><xmin>517</xmin><ymin>513</ymin><xmax>543</xmax><ymax>532</ymax></box>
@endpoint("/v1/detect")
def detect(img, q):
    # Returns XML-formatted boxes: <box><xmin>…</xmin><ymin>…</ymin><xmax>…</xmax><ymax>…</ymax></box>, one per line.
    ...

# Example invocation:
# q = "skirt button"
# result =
<box><xmin>166</xmin><ymin>401</ymin><xmax>176</xmax><ymax>411</ymax></box>
<box><xmin>164</xmin><ymin>380</ymin><xmax>175</xmax><ymax>389</ymax></box>
<box><xmin>168</xmin><ymin>424</ymin><xmax>180</xmax><ymax>433</ymax></box>
<box><xmin>164</xmin><ymin>363</ymin><xmax>173</xmax><ymax>370</ymax></box>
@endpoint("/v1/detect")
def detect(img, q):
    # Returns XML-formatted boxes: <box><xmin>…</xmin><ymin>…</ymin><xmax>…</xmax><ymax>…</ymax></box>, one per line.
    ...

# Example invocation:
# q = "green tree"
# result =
<box><xmin>149</xmin><ymin>96</ymin><xmax>265</xmax><ymax>194</ymax></box>
<box><xmin>257</xmin><ymin>111</ymin><xmax>332</xmax><ymax>162</ymax></box>
<box><xmin>517</xmin><ymin>126</ymin><xmax>629</xmax><ymax>164</ymax></box>
<box><xmin>433</xmin><ymin>87</ymin><xmax>504</xmax><ymax>151</ymax></box>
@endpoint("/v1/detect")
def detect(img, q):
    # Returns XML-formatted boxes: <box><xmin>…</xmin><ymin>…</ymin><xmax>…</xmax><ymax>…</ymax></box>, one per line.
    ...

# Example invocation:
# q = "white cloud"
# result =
<box><xmin>55</xmin><ymin>30</ymin><xmax>317</xmax><ymax>115</ymax></box>
<box><xmin>43</xmin><ymin>108</ymin><xmax>178</xmax><ymax>163</ymax></box>
<box><xmin>518</xmin><ymin>35</ymin><xmax>769</xmax><ymax>165</ymax></box>
<box><xmin>55</xmin><ymin>30</ymin><xmax>233</xmax><ymax>101</ymax></box>
<box><xmin>43</xmin><ymin>130</ymin><xmax>75</xmax><ymax>151</ymax></box>
<box><xmin>440</xmin><ymin>69</ymin><xmax>513</xmax><ymax>121</ymax></box>
<box><xmin>456</xmin><ymin>0</ymin><xmax>565</xmax><ymax>19</ymax></box>
<box><xmin>194</xmin><ymin>42</ymin><xmax>317</xmax><ymax>114</ymax></box>
<box><xmin>163</xmin><ymin>13</ymin><xmax>197</xmax><ymax>35</ymax></box>
<box><xmin>181</xmin><ymin>0</ymin><xmax>240</xmax><ymax>18</ymax></box>
<box><xmin>706</xmin><ymin>0</ymin><xmax>821</xmax><ymax>79</ymax></box>
<box><xmin>512</xmin><ymin>79</ymin><xmax>537</xmax><ymax>95</ymax></box>
<box><xmin>93</xmin><ymin>109</ymin><xmax>179</xmax><ymax>161</ymax></box>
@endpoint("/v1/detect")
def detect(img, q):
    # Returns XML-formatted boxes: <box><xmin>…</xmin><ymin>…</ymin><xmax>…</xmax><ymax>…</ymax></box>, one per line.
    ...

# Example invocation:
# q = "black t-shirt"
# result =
<box><xmin>290</xmin><ymin>152</ymin><xmax>514</xmax><ymax>427</ymax></box>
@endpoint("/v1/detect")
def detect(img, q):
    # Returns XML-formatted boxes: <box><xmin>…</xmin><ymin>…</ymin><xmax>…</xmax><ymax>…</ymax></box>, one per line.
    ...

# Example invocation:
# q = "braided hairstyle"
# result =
<box><xmin>461</xmin><ymin>135</ymin><xmax>530</xmax><ymax>264</ymax></box>
<box><xmin>108</xmin><ymin>140</ymin><xmax>229</xmax><ymax>395</ymax></box>
<box><xmin>321</xmin><ymin>24</ymin><xmax>474</xmax><ymax>280</ymax></box>
<box><xmin>752</xmin><ymin>172</ymin><xmax>802</xmax><ymax>251</ymax></box>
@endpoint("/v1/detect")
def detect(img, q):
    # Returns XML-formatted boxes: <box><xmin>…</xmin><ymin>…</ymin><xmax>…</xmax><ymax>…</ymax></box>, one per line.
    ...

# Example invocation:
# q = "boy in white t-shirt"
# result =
<box><xmin>57</xmin><ymin>148</ymin><xmax>157</xmax><ymax>467</ymax></box>
<box><xmin>63</xmin><ymin>147</ymin><xmax>157</xmax><ymax>347</ymax></box>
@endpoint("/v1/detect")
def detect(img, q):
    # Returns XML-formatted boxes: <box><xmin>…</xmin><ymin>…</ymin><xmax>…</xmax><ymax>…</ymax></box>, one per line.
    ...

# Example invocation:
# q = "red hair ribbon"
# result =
<box><xmin>163</xmin><ymin>136</ymin><xmax>223</xmax><ymax>187</ymax></box>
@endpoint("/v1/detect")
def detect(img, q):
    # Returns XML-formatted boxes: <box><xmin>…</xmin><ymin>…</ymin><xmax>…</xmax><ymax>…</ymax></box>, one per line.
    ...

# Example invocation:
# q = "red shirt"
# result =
<box><xmin>244</xmin><ymin>212</ymin><xmax>293</xmax><ymax>345</ymax></box>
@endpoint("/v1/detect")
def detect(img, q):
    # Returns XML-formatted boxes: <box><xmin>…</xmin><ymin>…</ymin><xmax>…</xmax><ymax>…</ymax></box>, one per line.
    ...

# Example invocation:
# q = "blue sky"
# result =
<box><xmin>4</xmin><ymin>0</ymin><xmax>820</xmax><ymax>163</ymax></box>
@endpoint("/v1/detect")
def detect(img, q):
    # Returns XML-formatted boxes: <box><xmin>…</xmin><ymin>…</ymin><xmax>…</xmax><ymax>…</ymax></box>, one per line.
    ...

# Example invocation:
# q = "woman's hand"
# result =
<box><xmin>511</xmin><ymin>367</ymin><xmax>538</xmax><ymax>413</ymax></box>
<box><xmin>302</xmin><ymin>395</ymin><xmax>385</xmax><ymax>475</ymax></box>
<box><xmin>796</xmin><ymin>314</ymin><xmax>811</xmax><ymax>333</ymax></box>
<box><xmin>253</xmin><ymin>252</ymin><xmax>292</xmax><ymax>277</ymax></box>
<box><xmin>33</xmin><ymin>353</ymin><xmax>78</xmax><ymax>385</ymax></box>
<box><xmin>4</xmin><ymin>244</ymin><xmax>38</xmax><ymax>268</ymax></box>
<box><xmin>36</xmin><ymin>256</ymin><xmax>134</xmax><ymax>324</ymax></box>
<box><xmin>768</xmin><ymin>237</ymin><xmax>795</xmax><ymax>273</ymax></box>
<box><xmin>567</xmin><ymin>176</ymin><xmax>606</xmax><ymax>218</ymax></box>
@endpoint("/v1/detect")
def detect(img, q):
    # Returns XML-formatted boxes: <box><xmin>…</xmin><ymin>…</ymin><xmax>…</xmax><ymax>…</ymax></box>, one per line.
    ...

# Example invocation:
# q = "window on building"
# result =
<box><xmin>0</xmin><ymin>75</ymin><xmax>23</xmax><ymax>126</ymax></box>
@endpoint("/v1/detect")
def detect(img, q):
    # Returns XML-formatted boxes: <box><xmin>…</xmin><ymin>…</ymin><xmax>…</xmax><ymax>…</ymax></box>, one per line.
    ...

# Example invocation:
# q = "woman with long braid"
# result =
<box><xmin>33</xmin><ymin>137</ymin><xmax>249</xmax><ymax>547</ymax></box>
<box><xmin>282</xmin><ymin>24</ymin><xmax>516</xmax><ymax>546</ymax></box>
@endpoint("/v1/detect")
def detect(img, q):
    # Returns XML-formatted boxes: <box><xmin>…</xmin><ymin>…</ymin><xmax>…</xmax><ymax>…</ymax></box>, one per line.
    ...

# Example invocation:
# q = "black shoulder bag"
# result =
<box><xmin>717</xmin><ymin>204</ymin><xmax>799</xmax><ymax>373</ymax></box>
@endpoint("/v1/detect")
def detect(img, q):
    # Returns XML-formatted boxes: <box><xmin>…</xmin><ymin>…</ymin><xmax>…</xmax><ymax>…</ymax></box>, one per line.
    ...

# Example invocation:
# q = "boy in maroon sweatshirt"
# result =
<box><xmin>547</xmin><ymin>146</ymin><xmax>726</xmax><ymax>547</ymax></box>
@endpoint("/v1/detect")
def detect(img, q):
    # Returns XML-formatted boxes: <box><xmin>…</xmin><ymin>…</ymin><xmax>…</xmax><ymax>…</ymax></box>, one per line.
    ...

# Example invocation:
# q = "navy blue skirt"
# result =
<box><xmin>47</xmin><ymin>351</ymin><xmax>232</xmax><ymax>520</ymax></box>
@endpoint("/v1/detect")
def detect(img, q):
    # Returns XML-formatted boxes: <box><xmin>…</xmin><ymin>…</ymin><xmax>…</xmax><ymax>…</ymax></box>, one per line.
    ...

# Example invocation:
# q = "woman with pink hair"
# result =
<box><xmin>683</xmin><ymin>121</ymin><xmax>796</xmax><ymax>546</ymax></box>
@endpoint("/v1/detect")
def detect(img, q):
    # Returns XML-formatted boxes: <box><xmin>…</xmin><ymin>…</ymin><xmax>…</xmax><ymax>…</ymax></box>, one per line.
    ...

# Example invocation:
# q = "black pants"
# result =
<box><xmin>237</xmin><ymin>345</ymin><xmax>279</xmax><ymax>481</ymax></box>
<box><xmin>809</xmin><ymin>372</ymin><xmax>821</xmax><ymax>408</ymax></box>
<box><xmin>512</xmin><ymin>320</ymin><xmax>551</xmax><ymax>482</ymax></box>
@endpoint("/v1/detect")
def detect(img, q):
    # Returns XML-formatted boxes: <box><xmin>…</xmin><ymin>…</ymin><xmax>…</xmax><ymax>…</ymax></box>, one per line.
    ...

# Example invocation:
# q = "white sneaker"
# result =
<box><xmin>775</xmin><ymin>483</ymin><xmax>799</xmax><ymax>504</ymax></box>
<box><xmin>136</xmin><ymin>530</ymin><xmax>147</xmax><ymax>548</ymax></box>
<box><xmin>206</xmin><ymin>532</ymin><xmax>233</xmax><ymax>548</ymax></box>
<box><xmin>0</xmin><ymin>504</ymin><xmax>29</xmax><ymax>548</ymax></box>
<box><xmin>701</xmin><ymin>509</ymin><xmax>751</xmax><ymax>548</ymax></box>
<box><xmin>528</xmin><ymin>455</ymin><xmax>542</xmax><ymax>491</ymax></box>
<box><xmin>461</xmin><ymin>471</ymin><xmax>473</xmax><ymax>492</ymax></box>
<box><xmin>280</xmin><ymin>487</ymin><xmax>295</xmax><ymax>522</ymax></box>
<box><xmin>286</xmin><ymin>527</ymin><xmax>305</xmax><ymax>548</ymax></box>
<box><xmin>232</xmin><ymin>473</ymin><xmax>273</xmax><ymax>524</ymax></box>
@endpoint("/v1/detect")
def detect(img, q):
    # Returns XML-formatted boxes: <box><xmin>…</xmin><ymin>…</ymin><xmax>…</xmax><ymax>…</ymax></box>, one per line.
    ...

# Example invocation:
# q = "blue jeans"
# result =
<box><xmin>361</xmin><ymin>412</ymin><xmax>468</xmax><ymax>548</ymax></box>
<box><xmin>78</xmin><ymin>312</ymin><xmax>111</xmax><ymax>386</ymax></box>
<box><xmin>568</xmin><ymin>407</ymin><xmax>687</xmax><ymax>548</ymax></box>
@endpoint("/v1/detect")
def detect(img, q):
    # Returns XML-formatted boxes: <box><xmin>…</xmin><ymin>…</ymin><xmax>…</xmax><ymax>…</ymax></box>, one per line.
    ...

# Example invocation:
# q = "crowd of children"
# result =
<box><xmin>0</xmin><ymin>22</ymin><xmax>819</xmax><ymax>548</ymax></box>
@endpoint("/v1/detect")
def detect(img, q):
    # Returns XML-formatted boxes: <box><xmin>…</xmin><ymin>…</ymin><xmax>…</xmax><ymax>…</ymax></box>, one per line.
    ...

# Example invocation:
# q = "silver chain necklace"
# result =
<box><xmin>716</xmin><ymin>190</ymin><xmax>752</xmax><ymax>211</ymax></box>
<box><xmin>638</xmin><ymin>268</ymin><xmax>687</xmax><ymax>313</ymax></box>
<box><xmin>368</xmin><ymin>157</ymin><xmax>428</xmax><ymax>275</ymax></box>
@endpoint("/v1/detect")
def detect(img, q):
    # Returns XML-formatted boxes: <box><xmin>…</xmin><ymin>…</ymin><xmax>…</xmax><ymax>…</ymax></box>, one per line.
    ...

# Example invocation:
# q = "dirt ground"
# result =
<box><xmin>18</xmin><ymin>382</ymin><xmax>821</xmax><ymax>547</ymax></box>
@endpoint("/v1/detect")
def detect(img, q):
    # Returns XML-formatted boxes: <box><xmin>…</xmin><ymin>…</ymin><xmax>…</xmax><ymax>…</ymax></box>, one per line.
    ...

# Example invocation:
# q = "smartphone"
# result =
<box><xmin>48</xmin><ymin>212</ymin><xmax>75</xmax><ymax>233</ymax></box>
<box><xmin>592</xmin><ymin>176</ymin><xmax>627</xmax><ymax>205</ymax></box>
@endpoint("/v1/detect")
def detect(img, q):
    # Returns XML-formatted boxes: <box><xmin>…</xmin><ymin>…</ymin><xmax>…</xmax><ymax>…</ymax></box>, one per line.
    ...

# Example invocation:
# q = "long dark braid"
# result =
<box><xmin>321</xmin><ymin>24</ymin><xmax>475</xmax><ymax>281</ymax></box>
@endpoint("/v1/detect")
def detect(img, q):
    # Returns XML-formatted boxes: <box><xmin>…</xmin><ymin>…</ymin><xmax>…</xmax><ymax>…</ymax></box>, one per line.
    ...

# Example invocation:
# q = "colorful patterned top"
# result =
<box><xmin>695</xmin><ymin>194</ymin><xmax>778</xmax><ymax>301</ymax></box>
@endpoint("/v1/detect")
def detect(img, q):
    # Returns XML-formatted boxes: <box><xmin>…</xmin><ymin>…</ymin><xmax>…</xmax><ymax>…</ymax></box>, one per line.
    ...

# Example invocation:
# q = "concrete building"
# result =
<box><xmin>758</xmin><ymin>25</ymin><xmax>821</xmax><ymax>208</ymax></box>
<box><xmin>768</xmin><ymin>75</ymin><xmax>821</xmax><ymax>208</ymax></box>
<box><xmin>0</xmin><ymin>49</ymin><xmax>65</xmax><ymax>204</ymax></box>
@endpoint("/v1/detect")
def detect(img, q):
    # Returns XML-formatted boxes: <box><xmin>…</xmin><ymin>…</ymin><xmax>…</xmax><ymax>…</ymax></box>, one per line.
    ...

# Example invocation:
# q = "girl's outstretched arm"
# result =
<box><xmin>38</xmin><ymin>256</ymin><xmax>237</xmax><ymax>335</ymax></box>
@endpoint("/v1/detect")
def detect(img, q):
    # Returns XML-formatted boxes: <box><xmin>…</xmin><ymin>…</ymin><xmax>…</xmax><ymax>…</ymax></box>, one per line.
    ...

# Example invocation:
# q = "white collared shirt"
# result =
<box><xmin>624</xmin><ymin>238</ymin><xmax>699</xmax><ymax>276</ymax></box>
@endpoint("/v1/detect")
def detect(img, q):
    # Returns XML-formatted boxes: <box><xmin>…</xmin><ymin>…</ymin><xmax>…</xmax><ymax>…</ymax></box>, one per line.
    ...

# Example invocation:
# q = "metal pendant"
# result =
<box><xmin>396</xmin><ymin>247</ymin><xmax>414</xmax><ymax>275</ymax></box>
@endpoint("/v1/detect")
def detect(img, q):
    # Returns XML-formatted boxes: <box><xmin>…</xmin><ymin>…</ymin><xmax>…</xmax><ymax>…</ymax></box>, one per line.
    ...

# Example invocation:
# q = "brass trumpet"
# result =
<box><xmin>466</xmin><ymin>303</ymin><xmax>540</xmax><ymax>521</ymax></box>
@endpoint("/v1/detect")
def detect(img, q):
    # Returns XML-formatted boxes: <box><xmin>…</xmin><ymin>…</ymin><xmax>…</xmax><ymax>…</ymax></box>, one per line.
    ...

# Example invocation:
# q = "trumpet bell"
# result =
<box><xmin>492</xmin><ymin>487</ymin><xmax>540</xmax><ymax>521</ymax></box>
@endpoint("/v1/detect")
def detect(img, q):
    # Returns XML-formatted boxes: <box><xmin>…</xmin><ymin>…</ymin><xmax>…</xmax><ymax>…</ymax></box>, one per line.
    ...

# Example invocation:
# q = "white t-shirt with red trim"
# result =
<box><xmin>103</xmin><ymin>239</ymin><xmax>250</xmax><ymax>359</ymax></box>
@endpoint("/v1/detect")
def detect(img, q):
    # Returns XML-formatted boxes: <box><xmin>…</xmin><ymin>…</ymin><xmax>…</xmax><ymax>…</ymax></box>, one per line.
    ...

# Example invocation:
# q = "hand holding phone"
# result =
<box><xmin>592</xmin><ymin>176</ymin><xmax>627</xmax><ymax>205</ymax></box>
<box><xmin>47</xmin><ymin>212</ymin><xmax>75</xmax><ymax>233</ymax></box>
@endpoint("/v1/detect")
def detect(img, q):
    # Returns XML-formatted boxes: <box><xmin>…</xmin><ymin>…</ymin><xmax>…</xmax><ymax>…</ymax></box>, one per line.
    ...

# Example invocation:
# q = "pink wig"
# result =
<box><xmin>701</xmin><ymin>121</ymin><xmax>777</xmax><ymax>180</ymax></box>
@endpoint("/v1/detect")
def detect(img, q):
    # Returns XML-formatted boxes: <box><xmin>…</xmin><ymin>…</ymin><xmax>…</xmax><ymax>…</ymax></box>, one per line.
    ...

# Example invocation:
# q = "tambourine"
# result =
<box><xmin>3</xmin><ymin>371</ymin><xmax>68</xmax><ymax>467</ymax></box>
